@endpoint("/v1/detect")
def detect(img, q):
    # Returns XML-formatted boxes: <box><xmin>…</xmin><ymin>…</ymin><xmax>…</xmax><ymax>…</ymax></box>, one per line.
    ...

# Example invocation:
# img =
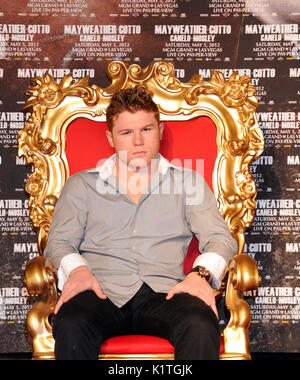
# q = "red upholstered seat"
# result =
<box><xmin>100</xmin><ymin>335</ymin><xmax>174</xmax><ymax>355</ymax></box>
<box><xmin>100</xmin><ymin>335</ymin><xmax>224</xmax><ymax>355</ymax></box>
<box><xmin>66</xmin><ymin>116</ymin><xmax>222</xmax><ymax>358</ymax></box>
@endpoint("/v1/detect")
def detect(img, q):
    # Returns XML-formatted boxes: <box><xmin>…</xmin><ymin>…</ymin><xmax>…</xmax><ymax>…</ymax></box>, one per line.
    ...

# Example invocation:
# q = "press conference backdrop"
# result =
<box><xmin>0</xmin><ymin>0</ymin><xmax>300</xmax><ymax>354</ymax></box>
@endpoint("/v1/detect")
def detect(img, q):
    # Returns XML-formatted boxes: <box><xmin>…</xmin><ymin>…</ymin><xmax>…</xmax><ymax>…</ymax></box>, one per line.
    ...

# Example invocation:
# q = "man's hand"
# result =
<box><xmin>54</xmin><ymin>265</ymin><xmax>107</xmax><ymax>314</ymax></box>
<box><xmin>166</xmin><ymin>272</ymin><xmax>218</xmax><ymax>318</ymax></box>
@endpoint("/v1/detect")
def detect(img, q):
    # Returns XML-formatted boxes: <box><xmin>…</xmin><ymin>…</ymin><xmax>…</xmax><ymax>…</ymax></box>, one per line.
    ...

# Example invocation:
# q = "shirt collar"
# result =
<box><xmin>87</xmin><ymin>153</ymin><xmax>178</xmax><ymax>181</ymax></box>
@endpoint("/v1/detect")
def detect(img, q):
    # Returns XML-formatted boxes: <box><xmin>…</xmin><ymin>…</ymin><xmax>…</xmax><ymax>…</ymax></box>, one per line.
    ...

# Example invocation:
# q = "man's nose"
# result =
<box><xmin>133</xmin><ymin>131</ymin><xmax>144</xmax><ymax>145</ymax></box>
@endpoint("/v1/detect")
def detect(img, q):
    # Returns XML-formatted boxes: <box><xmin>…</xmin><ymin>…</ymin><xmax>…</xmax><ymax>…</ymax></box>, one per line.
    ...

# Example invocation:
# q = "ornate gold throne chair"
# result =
<box><xmin>18</xmin><ymin>61</ymin><xmax>263</xmax><ymax>360</ymax></box>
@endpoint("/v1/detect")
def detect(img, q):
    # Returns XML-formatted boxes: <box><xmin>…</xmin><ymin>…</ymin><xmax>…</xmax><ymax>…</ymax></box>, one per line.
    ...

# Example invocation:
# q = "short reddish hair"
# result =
<box><xmin>106</xmin><ymin>86</ymin><xmax>160</xmax><ymax>131</ymax></box>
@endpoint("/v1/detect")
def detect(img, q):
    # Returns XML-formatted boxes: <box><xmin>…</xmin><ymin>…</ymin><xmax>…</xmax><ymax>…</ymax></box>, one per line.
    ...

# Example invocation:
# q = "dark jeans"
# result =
<box><xmin>53</xmin><ymin>282</ymin><xmax>220</xmax><ymax>360</ymax></box>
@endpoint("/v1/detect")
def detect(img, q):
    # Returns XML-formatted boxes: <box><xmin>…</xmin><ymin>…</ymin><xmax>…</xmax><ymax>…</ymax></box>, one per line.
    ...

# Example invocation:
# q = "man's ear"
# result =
<box><xmin>106</xmin><ymin>129</ymin><xmax>114</xmax><ymax>148</ymax></box>
<box><xmin>159</xmin><ymin>123</ymin><xmax>164</xmax><ymax>140</ymax></box>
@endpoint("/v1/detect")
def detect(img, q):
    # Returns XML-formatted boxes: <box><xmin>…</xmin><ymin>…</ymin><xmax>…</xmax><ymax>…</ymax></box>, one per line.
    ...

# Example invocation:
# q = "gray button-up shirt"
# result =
<box><xmin>44</xmin><ymin>154</ymin><xmax>237</xmax><ymax>307</ymax></box>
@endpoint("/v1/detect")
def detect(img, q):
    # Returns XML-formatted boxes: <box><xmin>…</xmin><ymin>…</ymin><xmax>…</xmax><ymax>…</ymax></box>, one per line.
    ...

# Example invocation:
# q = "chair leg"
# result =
<box><xmin>219</xmin><ymin>328</ymin><xmax>251</xmax><ymax>360</ymax></box>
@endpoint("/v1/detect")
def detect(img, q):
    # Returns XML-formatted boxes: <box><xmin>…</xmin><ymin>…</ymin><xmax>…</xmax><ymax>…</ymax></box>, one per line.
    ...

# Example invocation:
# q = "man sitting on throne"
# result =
<box><xmin>44</xmin><ymin>86</ymin><xmax>237</xmax><ymax>360</ymax></box>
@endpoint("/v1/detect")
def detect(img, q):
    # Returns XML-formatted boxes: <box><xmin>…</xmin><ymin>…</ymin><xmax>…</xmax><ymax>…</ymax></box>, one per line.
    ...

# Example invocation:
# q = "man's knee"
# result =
<box><xmin>178</xmin><ymin>303</ymin><xmax>218</xmax><ymax>334</ymax></box>
<box><xmin>170</xmin><ymin>294</ymin><xmax>220</xmax><ymax>345</ymax></box>
<box><xmin>53</xmin><ymin>291</ymin><xmax>103</xmax><ymax>338</ymax></box>
<box><xmin>52</xmin><ymin>291</ymin><xmax>106</xmax><ymax>359</ymax></box>
<box><xmin>171</xmin><ymin>297</ymin><xmax>220</xmax><ymax>360</ymax></box>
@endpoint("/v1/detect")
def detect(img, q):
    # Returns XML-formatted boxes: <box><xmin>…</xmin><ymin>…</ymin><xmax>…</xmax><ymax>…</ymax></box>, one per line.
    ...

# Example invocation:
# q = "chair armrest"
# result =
<box><xmin>228</xmin><ymin>254</ymin><xmax>261</xmax><ymax>293</ymax></box>
<box><xmin>226</xmin><ymin>254</ymin><xmax>261</xmax><ymax>329</ymax></box>
<box><xmin>25</xmin><ymin>256</ymin><xmax>57</xmax><ymax>359</ymax></box>
<box><xmin>25</xmin><ymin>256</ymin><xmax>57</xmax><ymax>296</ymax></box>
<box><xmin>221</xmin><ymin>254</ymin><xmax>261</xmax><ymax>360</ymax></box>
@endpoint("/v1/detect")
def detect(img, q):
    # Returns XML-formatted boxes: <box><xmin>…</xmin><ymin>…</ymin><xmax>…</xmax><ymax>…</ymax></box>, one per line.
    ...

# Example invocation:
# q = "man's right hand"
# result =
<box><xmin>54</xmin><ymin>265</ymin><xmax>107</xmax><ymax>314</ymax></box>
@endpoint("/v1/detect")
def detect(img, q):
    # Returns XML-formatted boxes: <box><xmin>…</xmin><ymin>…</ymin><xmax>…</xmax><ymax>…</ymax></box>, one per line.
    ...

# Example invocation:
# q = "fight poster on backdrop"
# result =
<box><xmin>0</xmin><ymin>0</ymin><xmax>300</xmax><ymax>353</ymax></box>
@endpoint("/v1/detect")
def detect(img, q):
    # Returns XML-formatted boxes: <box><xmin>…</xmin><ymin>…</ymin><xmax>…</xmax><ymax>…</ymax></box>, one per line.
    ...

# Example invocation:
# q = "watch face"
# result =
<box><xmin>189</xmin><ymin>266</ymin><xmax>211</xmax><ymax>281</ymax></box>
<box><xmin>197</xmin><ymin>266</ymin><xmax>211</xmax><ymax>280</ymax></box>
<box><xmin>198</xmin><ymin>266</ymin><xmax>209</xmax><ymax>275</ymax></box>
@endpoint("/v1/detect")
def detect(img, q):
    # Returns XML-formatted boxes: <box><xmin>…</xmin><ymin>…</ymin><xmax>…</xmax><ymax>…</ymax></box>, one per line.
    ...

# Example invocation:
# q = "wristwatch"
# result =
<box><xmin>188</xmin><ymin>265</ymin><xmax>211</xmax><ymax>282</ymax></box>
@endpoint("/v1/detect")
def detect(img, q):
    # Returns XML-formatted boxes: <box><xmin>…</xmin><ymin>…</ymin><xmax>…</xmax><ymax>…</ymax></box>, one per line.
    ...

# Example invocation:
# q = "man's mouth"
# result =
<box><xmin>132</xmin><ymin>151</ymin><xmax>147</xmax><ymax>156</ymax></box>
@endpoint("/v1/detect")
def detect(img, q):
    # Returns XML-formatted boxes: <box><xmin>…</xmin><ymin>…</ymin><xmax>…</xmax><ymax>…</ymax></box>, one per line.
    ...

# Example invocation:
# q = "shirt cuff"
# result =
<box><xmin>57</xmin><ymin>253</ymin><xmax>90</xmax><ymax>290</ymax></box>
<box><xmin>192</xmin><ymin>252</ymin><xmax>227</xmax><ymax>289</ymax></box>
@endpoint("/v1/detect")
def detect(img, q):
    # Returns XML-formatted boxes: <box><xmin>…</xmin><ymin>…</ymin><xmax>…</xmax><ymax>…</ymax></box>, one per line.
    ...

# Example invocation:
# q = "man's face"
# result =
<box><xmin>106</xmin><ymin>110</ymin><xmax>164</xmax><ymax>170</ymax></box>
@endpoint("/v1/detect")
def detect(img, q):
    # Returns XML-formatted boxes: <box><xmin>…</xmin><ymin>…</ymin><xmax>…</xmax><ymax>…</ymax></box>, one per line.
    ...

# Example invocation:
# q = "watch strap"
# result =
<box><xmin>188</xmin><ymin>265</ymin><xmax>211</xmax><ymax>282</ymax></box>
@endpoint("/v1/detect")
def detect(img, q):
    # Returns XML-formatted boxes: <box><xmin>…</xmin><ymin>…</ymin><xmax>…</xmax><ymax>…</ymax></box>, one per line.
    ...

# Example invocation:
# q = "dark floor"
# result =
<box><xmin>0</xmin><ymin>352</ymin><xmax>300</xmax><ymax>360</ymax></box>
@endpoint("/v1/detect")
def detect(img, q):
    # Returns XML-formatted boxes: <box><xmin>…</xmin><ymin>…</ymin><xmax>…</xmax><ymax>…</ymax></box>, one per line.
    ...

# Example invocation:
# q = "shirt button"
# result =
<box><xmin>132</xmin><ymin>246</ymin><xmax>136</xmax><ymax>252</ymax></box>
<box><xmin>133</xmin><ymin>229</ymin><xmax>137</xmax><ymax>235</ymax></box>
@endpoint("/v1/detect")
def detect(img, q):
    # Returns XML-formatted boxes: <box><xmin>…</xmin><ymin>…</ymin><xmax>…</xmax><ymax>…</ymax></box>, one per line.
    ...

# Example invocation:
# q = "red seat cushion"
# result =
<box><xmin>100</xmin><ymin>335</ymin><xmax>174</xmax><ymax>355</ymax></box>
<box><xmin>100</xmin><ymin>334</ymin><xmax>224</xmax><ymax>355</ymax></box>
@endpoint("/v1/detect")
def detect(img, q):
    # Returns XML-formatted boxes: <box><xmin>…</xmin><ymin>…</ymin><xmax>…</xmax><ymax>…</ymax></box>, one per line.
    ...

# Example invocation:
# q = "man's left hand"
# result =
<box><xmin>166</xmin><ymin>272</ymin><xmax>218</xmax><ymax>318</ymax></box>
